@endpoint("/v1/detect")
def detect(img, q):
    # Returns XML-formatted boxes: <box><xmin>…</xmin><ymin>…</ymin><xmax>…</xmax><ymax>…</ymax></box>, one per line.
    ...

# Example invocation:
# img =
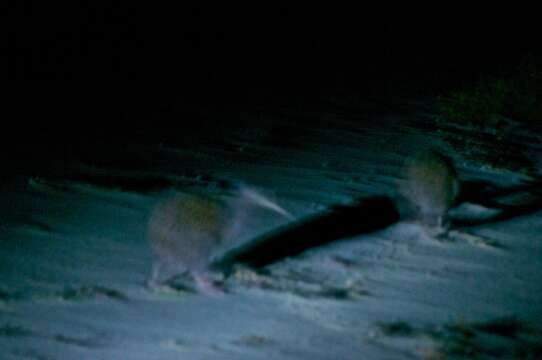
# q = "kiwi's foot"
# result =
<box><xmin>193</xmin><ymin>273</ymin><xmax>227</xmax><ymax>296</ymax></box>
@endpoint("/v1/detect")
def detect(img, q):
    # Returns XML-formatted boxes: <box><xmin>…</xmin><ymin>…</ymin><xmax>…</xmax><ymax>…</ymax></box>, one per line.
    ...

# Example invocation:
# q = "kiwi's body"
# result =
<box><xmin>401</xmin><ymin>150</ymin><xmax>460</xmax><ymax>228</ymax></box>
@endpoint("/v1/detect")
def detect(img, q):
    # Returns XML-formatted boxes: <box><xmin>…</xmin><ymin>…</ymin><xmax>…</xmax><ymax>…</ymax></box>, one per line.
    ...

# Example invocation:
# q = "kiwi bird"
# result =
<box><xmin>399</xmin><ymin>150</ymin><xmax>460</xmax><ymax>232</ymax></box>
<box><xmin>147</xmin><ymin>186</ymin><xmax>293</xmax><ymax>293</ymax></box>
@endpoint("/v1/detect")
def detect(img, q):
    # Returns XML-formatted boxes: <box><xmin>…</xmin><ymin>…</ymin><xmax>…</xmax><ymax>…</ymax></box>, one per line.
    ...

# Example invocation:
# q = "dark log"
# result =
<box><xmin>212</xmin><ymin>196</ymin><xmax>400</xmax><ymax>273</ymax></box>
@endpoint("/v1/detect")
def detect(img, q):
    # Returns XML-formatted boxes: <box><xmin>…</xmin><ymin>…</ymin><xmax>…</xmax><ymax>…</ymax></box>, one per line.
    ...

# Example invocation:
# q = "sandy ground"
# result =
<box><xmin>1</xmin><ymin>96</ymin><xmax>541</xmax><ymax>359</ymax></box>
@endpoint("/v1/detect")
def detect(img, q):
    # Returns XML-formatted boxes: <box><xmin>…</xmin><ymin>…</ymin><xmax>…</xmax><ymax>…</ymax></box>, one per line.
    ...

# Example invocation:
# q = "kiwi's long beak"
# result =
<box><xmin>240</xmin><ymin>188</ymin><xmax>294</xmax><ymax>220</ymax></box>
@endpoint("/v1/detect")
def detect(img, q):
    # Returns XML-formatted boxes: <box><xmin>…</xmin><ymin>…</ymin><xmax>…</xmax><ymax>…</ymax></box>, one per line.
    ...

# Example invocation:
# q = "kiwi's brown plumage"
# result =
<box><xmin>148</xmin><ymin>194</ymin><xmax>224</xmax><ymax>272</ymax></box>
<box><xmin>400</xmin><ymin>150</ymin><xmax>459</xmax><ymax>228</ymax></box>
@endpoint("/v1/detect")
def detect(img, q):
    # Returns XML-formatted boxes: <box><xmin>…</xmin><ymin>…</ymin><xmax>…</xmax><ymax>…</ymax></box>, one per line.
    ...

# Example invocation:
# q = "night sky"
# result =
<box><xmin>3</xmin><ymin>4</ymin><xmax>540</xmax><ymax>142</ymax></box>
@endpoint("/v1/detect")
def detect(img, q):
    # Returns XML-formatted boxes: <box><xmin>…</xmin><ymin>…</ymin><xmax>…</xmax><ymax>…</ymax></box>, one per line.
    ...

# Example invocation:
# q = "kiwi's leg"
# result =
<box><xmin>146</xmin><ymin>261</ymin><xmax>181</xmax><ymax>290</ymax></box>
<box><xmin>146</xmin><ymin>261</ymin><xmax>165</xmax><ymax>289</ymax></box>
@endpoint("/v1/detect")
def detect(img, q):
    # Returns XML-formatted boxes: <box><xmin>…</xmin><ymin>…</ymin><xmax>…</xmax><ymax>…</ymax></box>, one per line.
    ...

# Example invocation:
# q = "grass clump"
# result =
<box><xmin>379</xmin><ymin>317</ymin><xmax>542</xmax><ymax>359</ymax></box>
<box><xmin>58</xmin><ymin>285</ymin><xmax>128</xmax><ymax>302</ymax></box>
<box><xmin>378</xmin><ymin>321</ymin><xmax>418</xmax><ymax>337</ymax></box>
<box><xmin>0</xmin><ymin>323</ymin><xmax>32</xmax><ymax>337</ymax></box>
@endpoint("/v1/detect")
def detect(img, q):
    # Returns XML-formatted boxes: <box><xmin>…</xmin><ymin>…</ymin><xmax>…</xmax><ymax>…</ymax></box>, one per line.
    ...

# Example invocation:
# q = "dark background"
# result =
<box><xmin>3</xmin><ymin>4</ymin><xmax>540</xmax><ymax>143</ymax></box>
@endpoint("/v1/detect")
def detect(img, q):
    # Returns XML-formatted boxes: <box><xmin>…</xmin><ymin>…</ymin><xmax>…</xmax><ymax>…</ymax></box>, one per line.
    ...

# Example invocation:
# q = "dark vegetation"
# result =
<box><xmin>437</xmin><ymin>53</ymin><xmax>542</xmax><ymax>127</ymax></box>
<box><xmin>380</xmin><ymin>317</ymin><xmax>542</xmax><ymax>359</ymax></box>
<box><xmin>434</xmin><ymin>53</ymin><xmax>541</xmax><ymax>172</ymax></box>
